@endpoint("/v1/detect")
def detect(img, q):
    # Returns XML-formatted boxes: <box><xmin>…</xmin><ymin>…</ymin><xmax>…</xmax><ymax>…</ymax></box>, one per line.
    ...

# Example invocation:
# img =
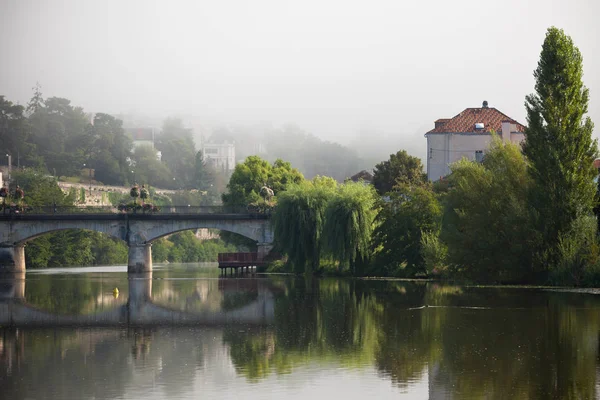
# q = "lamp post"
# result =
<box><xmin>6</xmin><ymin>154</ymin><xmax>11</xmax><ymax>184</ymax></box>
<box><xmin>131</xmin><ymin>170</ymin><xmax>136</xmax><ymax>184</ymax></box>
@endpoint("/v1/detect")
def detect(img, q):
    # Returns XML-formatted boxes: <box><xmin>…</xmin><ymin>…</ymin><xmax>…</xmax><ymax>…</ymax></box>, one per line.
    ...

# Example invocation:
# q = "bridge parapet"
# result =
<box><xmin>1</xmin><ymin>205</ymin><xmax>271</xmax><ymax>216</ymax></box>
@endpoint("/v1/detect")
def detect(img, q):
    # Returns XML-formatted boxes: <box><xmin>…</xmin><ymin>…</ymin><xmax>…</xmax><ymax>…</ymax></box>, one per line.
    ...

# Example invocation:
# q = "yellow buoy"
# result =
<box><xmin>112</xmin><ymin>287</ymin><xmax>119</xmax><ymax>298</ymax></box>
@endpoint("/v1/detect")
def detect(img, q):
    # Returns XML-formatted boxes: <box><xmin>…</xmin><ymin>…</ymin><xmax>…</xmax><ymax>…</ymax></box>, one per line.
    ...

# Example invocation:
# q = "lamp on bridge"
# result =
<box><xmin>5</xmin><ymin>153</ymin><xmax>11</xmax><ymax>184</ymax></box>
<box><xmin>83</xmin><ymin>163</ymin><xmax>93</xmax><ymax>195</ymax></box>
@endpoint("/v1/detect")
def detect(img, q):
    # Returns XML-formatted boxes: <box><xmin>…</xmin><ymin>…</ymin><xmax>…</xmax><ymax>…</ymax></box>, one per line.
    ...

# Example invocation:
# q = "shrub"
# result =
<box><xmin>420</xmin><ymin>230</ymin><xmax>448</xmax><ymax>277</ymax></box>
<box><xmin>550</xmin><ymin>215</ymin><xmax>600</xmax><ymax>286</ymax></box>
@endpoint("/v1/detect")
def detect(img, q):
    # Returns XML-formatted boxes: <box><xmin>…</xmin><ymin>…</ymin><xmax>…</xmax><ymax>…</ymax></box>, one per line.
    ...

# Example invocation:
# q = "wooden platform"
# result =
<box><xmin>218</xmin><ymin>252</ymin><xmax>267</xmax><ymax>275</ymax></box>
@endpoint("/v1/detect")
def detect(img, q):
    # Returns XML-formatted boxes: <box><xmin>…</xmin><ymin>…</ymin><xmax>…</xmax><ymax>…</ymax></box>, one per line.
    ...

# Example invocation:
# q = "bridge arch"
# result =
<box><xmin>131</xmin><ymin>219</ymin><xmax>272</xmax><ymax>245</ymax></box>
<box><xmin>0</xmin><ymin>220</ymin><xmax>125</xmax><ymax>246</ymax></box>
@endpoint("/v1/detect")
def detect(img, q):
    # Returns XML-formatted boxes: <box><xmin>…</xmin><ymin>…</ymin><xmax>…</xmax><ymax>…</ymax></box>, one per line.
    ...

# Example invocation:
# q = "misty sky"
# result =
<box><xmin>1</xmin><ymin>0</ymin><xmax>599</xmax><ymax>159</ymax></box>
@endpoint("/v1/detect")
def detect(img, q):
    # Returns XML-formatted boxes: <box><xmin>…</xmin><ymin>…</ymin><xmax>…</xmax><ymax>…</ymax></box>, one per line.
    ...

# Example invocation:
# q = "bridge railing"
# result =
<box><xmin>5</xmin><ymin>205</ymin><xmax>271</xmax><ymax>215</ymax></box>
<box><xmin>218</xmin><ymin>252</ymin><xmax>259</xmax><ymax>263</ymax></box>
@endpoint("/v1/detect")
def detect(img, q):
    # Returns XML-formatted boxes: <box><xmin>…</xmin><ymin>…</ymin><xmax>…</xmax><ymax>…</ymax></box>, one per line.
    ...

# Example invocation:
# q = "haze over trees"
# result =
<box><xmin>0</xmin><ymin>89</ymin><xmax>223</xmax><ymax>200</ymax></box>
<box><xmin>209</xmin><ymin>124</ymin><xmax>367</xmax><ymax>182</ymax></box>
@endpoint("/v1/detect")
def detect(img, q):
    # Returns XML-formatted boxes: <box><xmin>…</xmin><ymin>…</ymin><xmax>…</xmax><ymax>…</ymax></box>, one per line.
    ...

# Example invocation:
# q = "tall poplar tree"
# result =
<box><xmin>522</xmin><ymin>27</ymin><xmax>597</xmax><ymax>269</ymax></box>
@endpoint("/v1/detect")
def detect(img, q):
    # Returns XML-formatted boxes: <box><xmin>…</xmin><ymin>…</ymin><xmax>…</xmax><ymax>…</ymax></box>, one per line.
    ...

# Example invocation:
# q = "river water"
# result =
<box><xmin>1</xmin><ymin>264</ymin><xmax>600</xmax><ymax>399</ymax></box>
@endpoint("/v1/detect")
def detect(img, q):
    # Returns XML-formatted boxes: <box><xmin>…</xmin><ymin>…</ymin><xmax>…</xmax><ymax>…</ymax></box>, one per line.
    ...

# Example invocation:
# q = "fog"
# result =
<box><xmin>1</xmin><ymin>0</ymin><xmax>599</xmax><ymax>162</ymax></box>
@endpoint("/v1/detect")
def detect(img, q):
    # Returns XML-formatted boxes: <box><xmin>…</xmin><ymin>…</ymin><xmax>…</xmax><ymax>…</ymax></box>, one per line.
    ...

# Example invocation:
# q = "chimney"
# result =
<box><xmin>434</xmin><ymin>119</ymin><xmax>448</xmax><ymax>130</ymax></box>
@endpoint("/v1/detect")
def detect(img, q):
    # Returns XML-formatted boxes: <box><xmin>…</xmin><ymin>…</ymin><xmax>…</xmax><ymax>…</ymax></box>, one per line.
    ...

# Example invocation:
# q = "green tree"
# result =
<box><xmin>26</xmin><ymin>82</ymin><xmax>44</xmax><ymax>114</ymax></box>
<box><xmin>89</xmin><ymin>113</ymin><xmax>132</xmax><ymax>185</ymax></box>
<box><xmin>156</xmin><ymin>118</ymin><xmax>196</xmax><ymax>188</ymax></box>
<box><xmin>222</xmin><ymin>156</ymin><xmax>270</xmax><ymax>207</ymax></box>
<box><xmin>193</xmin><ymin>151</ymin><xmax>214</xmax><ymax>191</ymax></box>
<box><xmin>272</xmin><ymin>179</ymin><xmax>337</xmax><ymax>274</ymax></box>
<box><xmin>372</xmin><ymin>150</ymin><xmax>426</xmax><ymax>195</ymax></box>
<box><xmin>371</xmin><ymin>184</ymin><xmax>442</xmax><ymax>277</ymax></box>
<box><xmin>522</xmin><ymin>27</ymin><xmax>597</xmax><ymax>272</ymax></box>
<box><xmin>192</xmin><ymin>151</ymin><xmax>222</xmax><ymax>204</ymax></box>
<box><xmin>0</xmin><ymin>96</ymin><xmax>36</xmax><ymax>167</ymax></box>
<box><xmin>28</xmin><ymin>97</ymin><xmax>90</xmax><ymax>177</ymax></box>
<box><xmin>222</xmin><ymin>156</ymin><xmax>304</xmax><ymax>208</ymax></box>
<box><xmin>11</xmin><ymin>169</ymin><xmax>74</xmax><ymax>206</ymax></box>
<box><xmin>131</xmin><ymin>145</ymin><xmax>172</xmax><ymax>188</ymax></box>
<box><xmin>441</xmin><ymin>137</ymin><xmax>533</xmax><ymax>282</ymax></box>
<box><xmin>322</xmin><ymin>182</ymin><xmax>378</xmax><ymax>274</ymax></box>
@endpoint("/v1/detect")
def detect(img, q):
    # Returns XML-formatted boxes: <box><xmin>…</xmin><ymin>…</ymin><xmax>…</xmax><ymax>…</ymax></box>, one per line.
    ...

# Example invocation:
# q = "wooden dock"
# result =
<box><xmin>218</xmin><ymin>252</ymin><xmax>267</xmax><ymax>275</ymax></box>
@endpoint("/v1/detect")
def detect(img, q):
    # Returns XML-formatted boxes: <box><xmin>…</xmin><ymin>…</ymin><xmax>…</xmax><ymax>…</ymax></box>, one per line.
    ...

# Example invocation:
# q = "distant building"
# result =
<box><xmin>203</xmin><ymin>142</ymin><xmax>236</xmax><ymax>172</ymax></box>
<box><xmin>127</xmin><ymin>127</ymin><xmax>161</xmax><ymax>160</ymax></box>
<box><xmin>425</xmin><ymin>101</ymin><xmax>526</xmax><ymax>181</ymax></box>
<box><xmin>128</xmin><ymin>128</ymin><xmax>156</xmax><ymax>149</ymax></box>
<box><xmin>349</xmin><ymin>170</ymin><xmax>373</xmax><ymax>184</ymax></box>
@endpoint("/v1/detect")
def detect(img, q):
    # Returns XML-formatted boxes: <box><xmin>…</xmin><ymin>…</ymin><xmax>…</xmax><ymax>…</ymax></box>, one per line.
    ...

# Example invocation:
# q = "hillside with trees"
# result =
<box><xmin>0</xmin><ymin>88</ymin><xmax>220</xmax><ymax>198</ymax></box>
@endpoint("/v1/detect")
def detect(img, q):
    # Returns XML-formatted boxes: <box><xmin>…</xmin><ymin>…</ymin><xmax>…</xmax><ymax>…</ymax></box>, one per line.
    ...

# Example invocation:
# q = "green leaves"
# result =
<box><xmin>523</xmin><ymin>27</ymin><xmax>597</xmax><ymax>271</ymax></box>
<box><xmin>272</xmin><ymin>180</ymin><xmax>334</xmax><ymax>274</ymax></box>
<box><xmin>372</xmin><ymin>150</ymin><xmax>425</xmax><ymax>195</ymax></box>
<box><xmin>441</xmin><ymin>138</ymin><xmax>533</xmax><ymax>282</ymax></box>
<box><xmin>322</xmin><ymin>182</ymin><xmax>378</xmax><ymax>271</ymax></box>
<box><xmin>222</xmin><ymin>156</ymin><xmax>304</xmax><ymax>207</ymax></box>
<box><xmin>371</xmin><ymin>184</ymin><xmax>442</xmax><ymax>276</ymax></box>
<box><xmin>273</xmin><ymin>180</ymin><xmax>378</xmax><ymax>274</ymax></box>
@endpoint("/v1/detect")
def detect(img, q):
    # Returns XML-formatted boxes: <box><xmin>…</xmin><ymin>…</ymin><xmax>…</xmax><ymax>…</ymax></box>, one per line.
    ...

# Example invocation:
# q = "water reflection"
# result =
<box><xmin>1</xmin><ymin>270</ymin><xmax>600</xmax><ymax>399</ymax></box>
<box><xmin>0</xmin><ymin>272</ymin><xmax>275</xmax><ymax>326</ymax></box>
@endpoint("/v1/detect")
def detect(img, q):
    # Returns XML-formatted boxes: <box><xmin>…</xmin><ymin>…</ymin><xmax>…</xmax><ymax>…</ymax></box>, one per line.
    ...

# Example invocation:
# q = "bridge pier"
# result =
<box><xmin>0</xmin><ymin>244</ymin><xmax>25</xmax><ymax>273</ymax></box>
<box><xmin>128</xmin><ymin>244</ymin><xmax>152</xmax><ymax>273</ymax></box>
<box><xmin>257</xmin><ymin>243</ymin><xmax>274</xmax><ymax>261</ymax></box>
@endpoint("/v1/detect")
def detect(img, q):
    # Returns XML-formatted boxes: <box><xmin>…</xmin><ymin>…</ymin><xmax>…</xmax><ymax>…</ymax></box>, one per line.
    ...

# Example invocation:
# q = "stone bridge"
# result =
<box><xmin>0</xmin><ymin>212</ymin><xmax>273</xmax><ymax>273</ymax></box>
<box><xmin>0</xmin><ymin>273</ymin><xmax>275</xmax><ymax>326</ymax></box>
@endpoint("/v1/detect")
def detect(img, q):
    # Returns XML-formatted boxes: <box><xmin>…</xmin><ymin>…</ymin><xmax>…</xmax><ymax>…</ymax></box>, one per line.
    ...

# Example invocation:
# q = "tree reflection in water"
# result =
<box><xmin>2</xmin><ymin>272</ymin><xmax>600</xmax><ymax>399</ymax></box>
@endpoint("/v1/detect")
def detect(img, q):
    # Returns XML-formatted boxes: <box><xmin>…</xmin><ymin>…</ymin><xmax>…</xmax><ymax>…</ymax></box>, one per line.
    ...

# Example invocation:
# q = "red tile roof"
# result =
<box><xmin>427</xmin><ymin>107</ymin><xmax>526</xmax><ymax>134</ymax></box>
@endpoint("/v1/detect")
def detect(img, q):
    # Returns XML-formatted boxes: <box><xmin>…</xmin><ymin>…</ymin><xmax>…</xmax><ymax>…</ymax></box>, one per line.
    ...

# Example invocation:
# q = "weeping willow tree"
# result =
<box><xmin>322</xmin><ymin>182</ymin><xmax>378</xmax><ymax>273</ymax></box>
<box><xmin>272</xmin><ymin>179</ymin><xmax>337</xmax><ymax>274</ymax></box>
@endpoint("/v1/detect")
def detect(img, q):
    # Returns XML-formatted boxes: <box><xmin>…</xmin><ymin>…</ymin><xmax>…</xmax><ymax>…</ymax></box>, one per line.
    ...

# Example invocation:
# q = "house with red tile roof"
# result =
<box><xmin>425</xmin><ymin>101</ymin><xmax>526</xmax><ymax>181</ymax></box>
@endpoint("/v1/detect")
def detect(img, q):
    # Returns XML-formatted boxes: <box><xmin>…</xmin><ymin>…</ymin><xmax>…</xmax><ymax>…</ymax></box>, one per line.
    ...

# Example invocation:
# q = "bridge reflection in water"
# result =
<box><xmin>0</xmin><ymin>273</ymin><xmax>275</xmax><ymax>327</ymax></box>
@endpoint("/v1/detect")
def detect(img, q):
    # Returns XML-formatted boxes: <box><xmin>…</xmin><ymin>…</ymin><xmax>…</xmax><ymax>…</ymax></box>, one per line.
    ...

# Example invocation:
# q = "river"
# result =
<box><xmin>1</xmin><ymin>264</ymin><xmax>600</xmax><ymax>399</ymax></box>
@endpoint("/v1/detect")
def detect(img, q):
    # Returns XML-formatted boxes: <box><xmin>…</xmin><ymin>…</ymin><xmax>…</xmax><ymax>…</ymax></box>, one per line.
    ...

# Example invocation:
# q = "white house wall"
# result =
<box><xmin>427</xmin><ymin>134</ymin><xmax>449</xmax><ymax>182</ymax></box>
<box><xmin>426</xmin><ymin>132</ymin><xmax>524</xmax><ymax>181</ymax></box>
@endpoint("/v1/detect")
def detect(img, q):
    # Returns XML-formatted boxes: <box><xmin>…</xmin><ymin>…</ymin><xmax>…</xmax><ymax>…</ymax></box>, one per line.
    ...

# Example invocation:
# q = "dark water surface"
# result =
<box><xmin>2</xmin><ymin>264</ymin><xmax>600</xmax><ymax>399</ymax></box>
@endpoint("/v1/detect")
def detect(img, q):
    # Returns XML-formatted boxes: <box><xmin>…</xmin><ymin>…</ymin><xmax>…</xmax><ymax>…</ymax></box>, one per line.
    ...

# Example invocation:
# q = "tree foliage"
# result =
<box><xmin>372</xmin><ymin>150</ymin><xmax>426</xmax><ymax>195</ymax></box>
<box><xmin>0</xmin><ymin>96</ymin><xmax>37</xmax><ymax>167</ymax></box>
<box><xmin>441</xmin><ymin>138</ymin><xmax>533</xmax><ymax>282</ymax></box>
<box><xmin>156</xmin><ymin>118</ymin><xmax>197</xmax><ymax>188</ymax></box>
<box><xmin>371</xmin><ymin>184</ymin><xmax>442</xmax><ymax>276</ymax></box>
<box><xmin>322</xmin><ymin>182</ymin><xmax>378</xmax><ymax>273</ymax></box>
<box><xmin>131</xmin><ymin>145</ymin><xmax>173</xmax><ymax>188</ymax></box>
<box><xmin>522</xmin><ymin>27</ymin><xmax>598</xmax><ymax>270</ymax></box>
<box><xmin>222</xmin><ymin>156</ymin><xmax>304</xmax><ymax>207</ymax></box>
<box><xmin>272</xmin><ymin>179</ymin><xmax>337</xmax><ymax>274</ymax></box>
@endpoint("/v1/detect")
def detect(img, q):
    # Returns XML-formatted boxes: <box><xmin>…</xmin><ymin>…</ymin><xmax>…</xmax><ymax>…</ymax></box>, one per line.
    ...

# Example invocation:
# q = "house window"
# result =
<box><xmin>205</xmin><ymin>148</ymin><xmax>218</xmax><ymax>154</ymax></box>
<box><xmin>475</xmin><ymin>150</ymin><xmax>484</xmax><ymax>163</ymax></box>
